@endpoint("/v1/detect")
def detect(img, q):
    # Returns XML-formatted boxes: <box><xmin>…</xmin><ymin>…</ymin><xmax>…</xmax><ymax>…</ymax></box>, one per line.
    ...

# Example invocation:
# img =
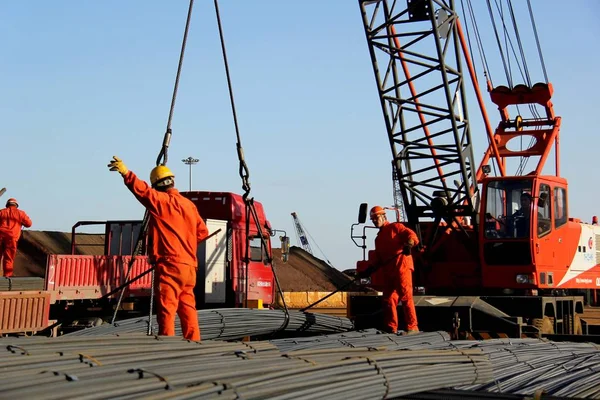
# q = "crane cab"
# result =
<box><xmin>479</xmin><ymin>175</ymin><xmax>599</xmax><ymax>291</ymax></box>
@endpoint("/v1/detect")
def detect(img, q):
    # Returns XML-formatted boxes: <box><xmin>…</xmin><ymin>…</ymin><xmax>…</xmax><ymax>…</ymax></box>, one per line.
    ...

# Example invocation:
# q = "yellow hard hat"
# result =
<box><xmin>150</xmin><ymin>165</ymin><xmax>175</xmax><ymax>187</ymax></box>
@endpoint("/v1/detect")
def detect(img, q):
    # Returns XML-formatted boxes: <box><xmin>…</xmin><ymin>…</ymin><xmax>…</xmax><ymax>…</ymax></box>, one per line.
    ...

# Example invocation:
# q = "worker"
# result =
<box><xmin>360</xmin><ymin>205</ymin><xmax>419</xmax><ymax>335</ymax></box>
<box><xmin>0</xmin><ymin>198</ymin><xmax>32</xmax><ymax>277</ymax></box>
<box><xmin>510</xmin><ymin>192</ymin><xmax>548</xmax><ymax>237</ymax></box>
<box><xmin>107</xmin><ymin>156</ymin><xmax>208</xmax><ymax>341</ymax></box>
<box><xmin>511</xmin><ymin>192</ymin><xmax>533</xmax><ymax>237</ymax></box>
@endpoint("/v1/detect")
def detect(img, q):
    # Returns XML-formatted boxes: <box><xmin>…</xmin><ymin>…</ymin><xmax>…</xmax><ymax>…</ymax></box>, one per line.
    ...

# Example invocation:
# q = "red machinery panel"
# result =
<box><xmin>0</xmin><ymin>291</ymin><xmax>50</xmax><ymax>334</ymax></box>
<box><xmin>356</xmin><ymin>250</ymin><xmax>386</xmax><ymax>292</ymax></box>
<box><xmin>45</xmin><ymin>255</ymin><xmax>152</xmax><ymax>302</ymax></box>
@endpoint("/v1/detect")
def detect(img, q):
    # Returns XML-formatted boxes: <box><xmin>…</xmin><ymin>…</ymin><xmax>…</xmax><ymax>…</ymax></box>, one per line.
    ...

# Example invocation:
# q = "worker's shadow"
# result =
<box><xmin>296</xmin><ymin>312</ymin><xmax>318</xmax><ymax>332</ymax></box>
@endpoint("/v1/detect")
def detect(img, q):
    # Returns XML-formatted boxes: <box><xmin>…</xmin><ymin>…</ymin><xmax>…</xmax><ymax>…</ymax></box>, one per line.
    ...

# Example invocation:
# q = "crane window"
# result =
<box><xmin>537</xmin><ymin>184</ymin><xmax>551</xmax><ymax>237</ymax></box>
<box><xmin>484</xmin><ymin>179</ymin><xmax>533</xmax><ymax>239</ymax></box>
<box><xmin>554</xmin><ymin>187</ymin><xmax>568</xmax><ymax>228</ymax></box>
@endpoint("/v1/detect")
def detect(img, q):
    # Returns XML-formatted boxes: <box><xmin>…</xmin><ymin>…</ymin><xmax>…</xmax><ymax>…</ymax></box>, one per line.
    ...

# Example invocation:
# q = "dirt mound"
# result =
<box><xmin>272</xmin><ymin>246</ymin><xmax>357</xmax><ymax>292</ymax></box>
<box><xmin>13</xmin><ymin>230</ymin><xmax>104</xmax><ymax>277</ymax></box>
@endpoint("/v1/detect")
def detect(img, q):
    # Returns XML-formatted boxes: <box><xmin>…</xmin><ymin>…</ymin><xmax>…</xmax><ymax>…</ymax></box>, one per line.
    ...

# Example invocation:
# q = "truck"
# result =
<box><xmin>350</xmin><ymin>0</ymin><xmax>600</xmax><ymax>340</ymax></box>
<box><xmin>0</xmin><ymin>191</ymin><xmax>277</xmax><ymax>335</ymax></box>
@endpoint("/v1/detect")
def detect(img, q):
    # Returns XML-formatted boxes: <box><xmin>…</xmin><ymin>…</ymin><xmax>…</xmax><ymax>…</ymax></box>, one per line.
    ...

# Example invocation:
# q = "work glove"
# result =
<box><xmin>357</xmin><ymin>265</ymin><xmax>377</xmax><ymax>279</ymax></box>
<box><xmin>403</xmin><ymin>239</ymin><xmax>415</xmax><ymax>255</ymax></box>
<box><xmin>108</xmin><ymin>156</ymin><xmax>129</xmax><ymax>176</ymax></box>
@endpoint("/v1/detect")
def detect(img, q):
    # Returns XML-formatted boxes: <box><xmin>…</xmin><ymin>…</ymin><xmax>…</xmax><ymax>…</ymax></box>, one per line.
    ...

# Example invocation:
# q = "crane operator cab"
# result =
<box><xmin>484</xmin><ymin>179</ymin><xmax>552</xmax><ymax>241</ymax></box>
<box><xmin>480</xmin><ymin>176</ymin><xmax>567</xmax><ymax>288</ymax></box>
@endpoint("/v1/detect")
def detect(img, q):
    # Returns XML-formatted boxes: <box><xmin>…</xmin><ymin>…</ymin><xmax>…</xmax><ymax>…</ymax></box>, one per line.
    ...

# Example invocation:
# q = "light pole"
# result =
<box><xmin>181</xmin><ymin>156</ymin><xmax>199</xmax><ymax>191</ymax></box>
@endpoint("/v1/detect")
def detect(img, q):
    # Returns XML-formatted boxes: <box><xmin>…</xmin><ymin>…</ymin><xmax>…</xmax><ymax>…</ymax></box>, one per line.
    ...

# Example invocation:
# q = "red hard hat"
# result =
<box><xmin>6</xmin><ymin>198</ymin><xmax>18</xmax><ymax>207</ymax></box>
<box><xmin>369</xmin><ymin>206</ymin><xmax>385</xmax><ymax>219</ymax></box>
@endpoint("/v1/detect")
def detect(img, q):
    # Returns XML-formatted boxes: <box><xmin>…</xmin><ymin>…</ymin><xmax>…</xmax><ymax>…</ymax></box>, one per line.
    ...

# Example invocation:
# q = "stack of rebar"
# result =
<box><xmin>449</xmin><ymin>338</ymin><xmax>600</xmax><ymax>399</ymax></box>
<box><xmin>66</xmin><ymin>308</ymin><xmax>354</xmax><ymax>340</ymax></box>
<box><xmin>405</xmin><ymin>388</ymin><xmax>585</xmax><ymax>400</ymax></box>
<box><xmin>0</xmin><ymin>333</ymin><xmax>492</xmax><ymax>399</ymax></box>
<box><xmin>273</xmin><ymin>330</ymin><xmax>600</xmax><ymax>399</ymax></box>
<box><xmin>270</xmin><ymin>328</ymin><xmax>451</xmax><ymax>352</ymax></box>
<box><xmin>2</xmin><ymin>324</ymin><xmax>599</xmax><ymax>398</ymax></box>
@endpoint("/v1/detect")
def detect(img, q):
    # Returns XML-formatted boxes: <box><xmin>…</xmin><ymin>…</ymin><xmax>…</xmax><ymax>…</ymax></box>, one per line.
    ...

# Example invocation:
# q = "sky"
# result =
<box><xmin>2</xmin><ymin>1</ymin><xmax>599</xmax><ymax>271</ymax></box>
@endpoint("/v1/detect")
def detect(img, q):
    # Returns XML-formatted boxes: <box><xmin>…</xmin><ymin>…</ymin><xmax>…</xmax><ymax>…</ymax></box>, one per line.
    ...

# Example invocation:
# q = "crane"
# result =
<box><xmin>291</xmin><ymin>212</ymin><xmax>313</xmax><ymax>254</ymax></box>
<box><xmin>354</xmin><ymin>0</ymin><xmax>599</xmax><ymax>337</ymax></box>
<box><xmin>291</xmin><ymin>212</ymin><xmax>334</xmax><ymax>266</ymax></box>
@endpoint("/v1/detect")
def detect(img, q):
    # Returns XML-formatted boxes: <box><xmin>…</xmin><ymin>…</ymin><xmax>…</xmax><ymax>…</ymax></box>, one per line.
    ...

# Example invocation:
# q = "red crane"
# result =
<box><xmin>354</xmin><ymin>0</ymin><xmax>599</xmax><ymax>338</ymax></box>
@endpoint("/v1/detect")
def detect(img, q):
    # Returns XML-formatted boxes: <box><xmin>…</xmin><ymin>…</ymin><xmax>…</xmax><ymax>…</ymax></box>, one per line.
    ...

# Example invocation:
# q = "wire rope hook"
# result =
<box><xmin>213</xmin><ymin>0</ymin><xmax>290</xmax><ymax>331</ymax></box>
<box><xmin>111</xmin><ymin>0</ymin><xmax>196</xmax><ymax>333</ymax></box>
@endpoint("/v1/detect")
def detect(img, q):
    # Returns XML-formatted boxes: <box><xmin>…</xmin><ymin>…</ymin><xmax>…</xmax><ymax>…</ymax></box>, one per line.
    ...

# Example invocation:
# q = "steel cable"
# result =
<box><xmin>212</xmin><ymin>0</ymin><xmax>290</xmax><ymax>331</ymax></box>
<box><xmin>1</xmin><ymin>331</ymin><xmax>599</xmax><ymax>399</ymax></box>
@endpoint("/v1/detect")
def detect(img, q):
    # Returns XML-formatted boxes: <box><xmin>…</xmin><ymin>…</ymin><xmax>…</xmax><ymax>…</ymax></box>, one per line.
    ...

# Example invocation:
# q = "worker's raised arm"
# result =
<box><xmin>20</xmin><ymin>210</ymin><xmax>32</xmax><ymax>228</ymax></box>
<box><xmin>197</xmin><ymin>214</ymin><xmax>208</xmax><ymax>242</ymax></box>
<box><xmin>108</xmin><ymin>156</ymin><xmax>162</xmax><ymax>214</ymax></box>
<box><xmin>123</xmin><ymin>171</ymin><xmax>163</xmax><ymax>214</ymax></box>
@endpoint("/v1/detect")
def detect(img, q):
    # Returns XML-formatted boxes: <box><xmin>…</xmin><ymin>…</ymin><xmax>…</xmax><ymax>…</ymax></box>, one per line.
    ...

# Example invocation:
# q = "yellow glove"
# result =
<box><xmin>108</xmin><ymin>156</ymin><xmax>129</xmax><ymax>176</ymax></box>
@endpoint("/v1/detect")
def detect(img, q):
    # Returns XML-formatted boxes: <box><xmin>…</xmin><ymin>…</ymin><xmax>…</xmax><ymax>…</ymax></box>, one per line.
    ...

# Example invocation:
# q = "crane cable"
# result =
<box><xmin>212</xmin><ymin>0</ymin><xmax>290</xmax><ymax>331</ymax></box>
<box><xmin>111</xmin><ymin>0</ymin><xmax>195</xmax><ymax>334</ymax></box>
<box><xmin>466</xmin><ymin>0</ymin><xmax>547</xmax><ymax>176</ymax></box>
<box><xmin>156</xmin><ymin>1</ymin><xmax>195</xmax><ymax>167</ymax></box>
<box><xmin>461</xmin><ymin>0</ymin><xmax>498</xmax><ymax>177</ymax></box>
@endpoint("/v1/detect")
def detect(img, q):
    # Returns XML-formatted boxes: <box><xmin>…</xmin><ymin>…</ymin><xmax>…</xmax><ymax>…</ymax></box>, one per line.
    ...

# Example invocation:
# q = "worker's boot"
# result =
<box><xmin>380</xmin><ymin>326</ymin><xmax>398</xmax><ymax>335</ymax></box>
<box><xmin>403</xmin><ymin>329</ymin><xmax>420</xmax><ymax>335</ymax></box>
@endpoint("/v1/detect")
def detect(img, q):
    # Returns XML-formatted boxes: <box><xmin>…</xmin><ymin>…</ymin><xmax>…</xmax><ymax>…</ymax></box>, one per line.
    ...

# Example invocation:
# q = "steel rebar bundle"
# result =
<box><xmin>0</xmin><ymin>333</ymin><xmax>492</xmax><ymax>400</ymax></box>
<box><xmin>65</xmin><ymin>308</ymin><xmax>354</xmax><ymax>340</ymax></box>
<box><xmin>271</xmin><ymin>331</ymin><xmax>600</xmax><ymax>399</ymax></box>
<box><xmin>270</xmin><ymin>328</ymin><xmax>451</xmax><ymax>352</ymax></box>
<box><xmin>2</xmin><ymin>325</ymin><xmax>599</xmax><ymax>398</ymax></box>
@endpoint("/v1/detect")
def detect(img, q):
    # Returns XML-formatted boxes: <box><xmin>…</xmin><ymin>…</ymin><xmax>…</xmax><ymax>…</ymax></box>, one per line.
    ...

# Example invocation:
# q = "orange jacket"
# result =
<box><xmin>124</xmin><ymin>171</ymin><xmax>208</xmax><ymax>266</ymax></box>
<box><xmin>372</xmin><ymin>221</ymin><xmax>419</xmax><ymax>273</ymax></box>
<box><xmin>0</xmin><ymin>206</ymin><xmax>32</xmax><ymax>240</ymax></box>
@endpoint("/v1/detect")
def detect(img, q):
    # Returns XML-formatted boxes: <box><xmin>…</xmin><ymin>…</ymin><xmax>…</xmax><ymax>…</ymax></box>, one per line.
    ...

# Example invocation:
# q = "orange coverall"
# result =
<box><xmin>0</xmin><ymin>206</ymin><xmax>32</xmax><ymax>277</ymax></box>
<box><xmin>124</xmin><ymin>171</ymin><xmax>208</xmax><ymax>341</ymax></box>
<box><xmin>372</xmin><ymin>221</ymin><xmax>419</xmax><ymax>333</ymax></box>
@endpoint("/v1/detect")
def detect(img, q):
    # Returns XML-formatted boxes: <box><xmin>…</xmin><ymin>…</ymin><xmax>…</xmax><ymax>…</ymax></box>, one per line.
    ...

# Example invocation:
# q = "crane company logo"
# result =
<box><xmin>257</xmin><ymin>281</ymin><xmax>272</xmax><ymax>287</ymax></box>
<box><xmin>589</xmin><ymin>237</ymin><xmax>594</xmax><ymax>249</ymax></box>
<box><xmin>576</xmin><ymin>278</ymin><xmax>592</xmax><ymax>284</ymax></box>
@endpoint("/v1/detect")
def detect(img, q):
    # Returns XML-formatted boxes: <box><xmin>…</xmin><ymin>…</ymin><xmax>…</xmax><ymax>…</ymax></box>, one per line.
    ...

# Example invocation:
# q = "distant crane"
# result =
<box><xmin>290</xmin><ymin>212</ymin><xmax>334</xmax><ymax>266</ymax></box>
<box><xmin>291</xmin><ymin>212</ymin><xmax>312</xmax><ymax>254</ymax></box>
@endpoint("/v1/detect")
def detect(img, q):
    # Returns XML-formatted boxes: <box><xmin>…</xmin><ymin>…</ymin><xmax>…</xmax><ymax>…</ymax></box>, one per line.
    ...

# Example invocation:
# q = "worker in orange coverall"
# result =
<box><xmin>360</xmin><ymin>206</ymin><xmax>419</xmax><ymax>334</ymax></box>
<box><xmin>108</xmin><ymin>156</ymin><xmax>208</xmax><ymax>341</ymax></box>
<box><xmin>0</xmin><ymin>198</ymin><xmax>32</xmax><ymax>277</ymax></box>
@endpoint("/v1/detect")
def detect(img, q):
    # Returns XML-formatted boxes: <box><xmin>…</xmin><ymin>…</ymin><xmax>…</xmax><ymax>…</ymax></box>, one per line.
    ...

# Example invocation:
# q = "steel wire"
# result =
<box><xmin>1</xmin><ymin>328</ymin><xmax>599</xmax><ymax>398</ymax></box>
<box><xmin>0</xmin><ymin>333</ymin><xmax>492</xmax><ymax>400</ymax></box>
<box><xmin>64</xmin><ymin>308</ymin><xmax>353</xmax><ymax>340</ymax></box>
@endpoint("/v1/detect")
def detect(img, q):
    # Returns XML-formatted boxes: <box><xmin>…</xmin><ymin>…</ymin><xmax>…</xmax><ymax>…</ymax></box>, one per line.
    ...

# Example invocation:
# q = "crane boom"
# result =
<box><xmin>359</xmin><ymin>0</ymin><xmax>479</xmax><ymax>247</ymax></box>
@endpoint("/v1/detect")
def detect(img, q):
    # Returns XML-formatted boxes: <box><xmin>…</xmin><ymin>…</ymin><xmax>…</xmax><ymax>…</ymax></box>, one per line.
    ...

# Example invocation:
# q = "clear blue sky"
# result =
<box><xmin>2</xmin><ymin>1</ymin><xmax>599</xmax><ymax>271</ymax></box>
